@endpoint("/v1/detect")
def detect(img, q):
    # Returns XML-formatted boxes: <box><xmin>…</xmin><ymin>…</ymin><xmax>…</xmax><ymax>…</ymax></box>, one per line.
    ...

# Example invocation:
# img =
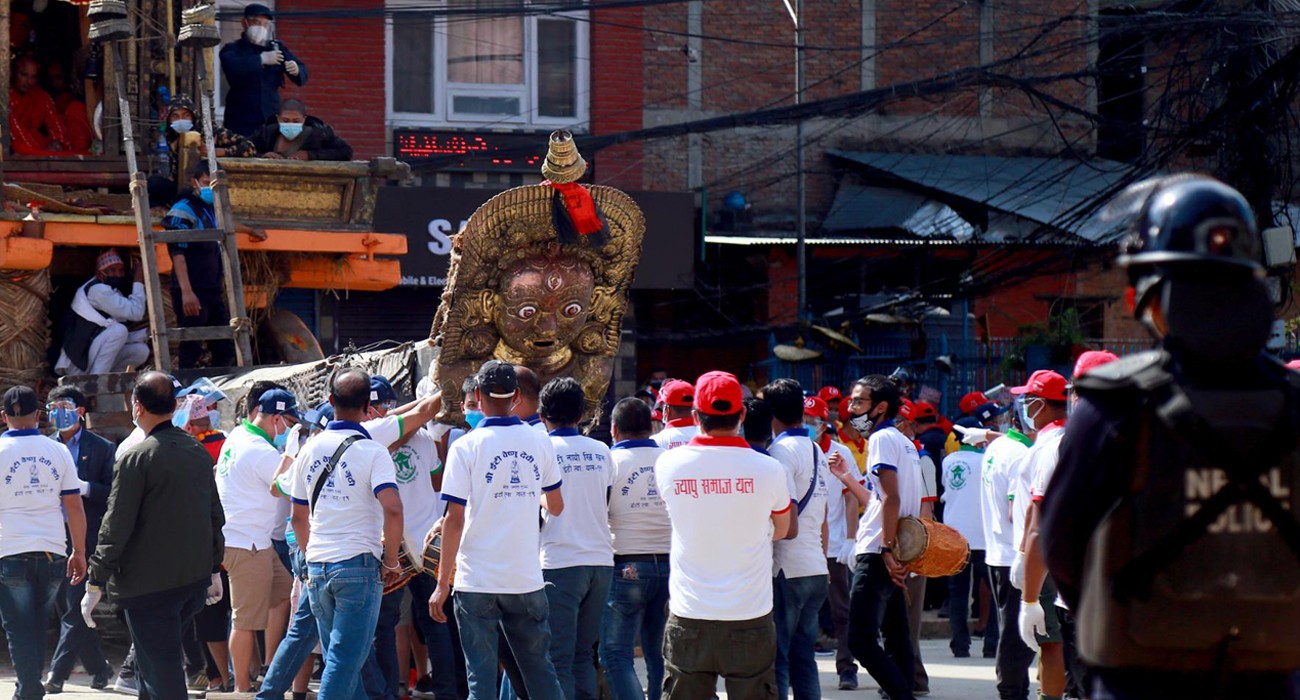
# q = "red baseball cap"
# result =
<box><xmin>911</xmin><ymin>401</ymin><xmax>938</xmax><ymax>421</ymax></box>
<box><xmin>803</xmin><ymin>396</ymin><xmax>830</xmax><ymax>421</ymax></box>
<box><xmin>658</xmin><ymin>379</ymin><xmax>695</xmax><ymax>408</ymax></box>
<box><xmin>1072</xmin><ymin>350</ymin><xmax>1119</xmax><ymax>380</ymax></box>
<box><xmin>694</xmin><ymin>371</ymin><xmax>744</xmax><ymax>415</ymax></box>
<box><xmin>1010</xmin><ymin>369</ymin><xmax>1069</xmax><ymax>402</ymax></box>
<box><xmin>959</xmin><ymin>391</ymin><xmax>988</xmax><ymax>415</ymax></box>
<box><xmin>1287</xmin><ymin>359</ymin><xmax>1300</xmax><ymax>371</ymax></box>
<box><xmin>838</xmin><ymin>397</ymin><xmax>851</xmax><ymax>419</ymax></box>
<box><xmin>817</xmin><ymin>386</ymin><xmax>843</xmax><ymax>404</ymax></box>
<box><xmin>898</xmin><ymin>398</ymin><xmax>916</xmax><ymax>421</ymax></box>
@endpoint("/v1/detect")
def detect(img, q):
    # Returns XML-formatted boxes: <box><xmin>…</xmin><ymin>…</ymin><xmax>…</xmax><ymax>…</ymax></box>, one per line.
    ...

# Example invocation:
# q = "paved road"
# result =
<box><xmin>0</xmin><ymin>639</ymin><xmax>1004</xmax><ymax>699</ymax></box>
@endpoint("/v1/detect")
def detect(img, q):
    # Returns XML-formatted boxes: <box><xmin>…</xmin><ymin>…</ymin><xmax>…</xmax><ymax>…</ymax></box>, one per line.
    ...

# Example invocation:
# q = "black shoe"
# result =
<box><xmin>92</xmin><ymin>663</ymin><xmax>114</xmax><ymax>690</ymax></box>
<box><xmin>952</xmin><ymin>649</ymin><xmax>971</xmax><ymax>658</ymax></box>
<box><xmin>838</xmin><ymin>674</ymin><xmax>858</xmax><ymax>690</ymax></box>
<box><xmin>43</xmin><ymin>678</ymin><xmax>63</xmax><ymax>695</ymax></box>
<box><xmin>983</xmin><ymin>649</ymin><xmax>997</xmax><ymax>658</ymax></box>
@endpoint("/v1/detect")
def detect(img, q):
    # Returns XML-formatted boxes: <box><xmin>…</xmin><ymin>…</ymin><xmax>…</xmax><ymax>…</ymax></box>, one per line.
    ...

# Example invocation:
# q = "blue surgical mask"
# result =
<box><xmin>279</xmin><ymin>122</ymin><xmax>304</xmax><ymax>140</ymax></box>
<box><xmin>198</xmin><ymin>186</ymin><xmax>214</xmax><ymax>205</ymax></box>
<box><xmin>170</xmin><ymin>119</ymin><xmax>193</xmax><ymax>134</ymax></box>
<box><xmin>51</xmin><ymin>408</ymin><xmax>79</xmax><ymax>431</ymax></box>
<box><xmin>465</xmin><ymin>409</ymin><xmax>484</xmax><ymax>429</ymax></box>
<box><xmin>274</xmin><ymin>428</ymin><xmax>288</xmax><ymax>450</ymax></box>
<box><xmin>803</xmin><ymin>421</ymin><xmax>822</xmax><ymax>437</ymax></box>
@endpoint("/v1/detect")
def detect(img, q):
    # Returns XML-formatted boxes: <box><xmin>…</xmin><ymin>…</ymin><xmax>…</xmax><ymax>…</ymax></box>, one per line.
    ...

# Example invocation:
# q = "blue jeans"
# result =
<box><xmin>0</xmin><ymin>552</ymin><xmax>65</xmax><ymax>699</ymax></box>
<box><xmin>376</xmin><ymin>587</ymin><xmax>404</xmax><ymax>697</ymax></box>
<box><xmin>121</xmin><ymin>581</ymin><xmax>208</xmax><ymax>700</ymax></box>
<box><xmin>543</xmin><ymin>566</ymin><xmax>614</xmax><ymax>700</ymax></box>
<box><xmin>307</xmin><ymin>553</ymin><xmax>385</xmax><ymax>700</ymax></box>
<box><xmin>407</xmin><ymin>573</ymin><xmax>461</xmax><ymax>700</ymax></box>
<box><xmin>48</xmin><ymin>576</ymin><xmax>111</xmax><ymax>682</ymax></box>
<box><xmin>774</xmin><ymin>573</ymin><xmax>828</xmax><ymax>700</ymax></box>
<box><xmin>599</xmin><ymin>557</ymin><xmax>670</xmax><ymax>700</ymax></box>
<box><xmin>454</xmin><ymin>589</ymin><xmax>563</xmax><ymax>700</ymax></box>
<box><xmin>264</xmin><ymin>548</ymin><xmax>388</xmax><ymax>700</ymax></box>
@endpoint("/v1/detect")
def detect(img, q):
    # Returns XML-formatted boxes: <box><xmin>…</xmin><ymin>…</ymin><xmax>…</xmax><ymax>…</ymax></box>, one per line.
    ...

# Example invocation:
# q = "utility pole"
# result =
<box><xmin>784</xmin><ymin>0</ymin><xmax>807</xmax><ymax>318</ymax></box>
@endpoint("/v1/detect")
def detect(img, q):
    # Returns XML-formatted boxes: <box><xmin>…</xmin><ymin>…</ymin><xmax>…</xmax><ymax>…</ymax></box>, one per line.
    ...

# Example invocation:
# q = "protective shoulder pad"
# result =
<box><xmin>1073</xmin><ymin>349</ymin><xmax>1171</xmax><ymax>395</ymax></box>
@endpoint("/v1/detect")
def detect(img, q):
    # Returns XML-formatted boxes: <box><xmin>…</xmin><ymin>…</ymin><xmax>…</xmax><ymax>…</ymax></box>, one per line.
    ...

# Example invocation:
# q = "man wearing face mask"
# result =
<box><xmin>253</xmin><ymin>98</ymin><xmax>353</xmax><ymax>162</ymax></box>
<box><xmin>44</xmin><ymin>386</ymin><xmax>117</xmax><ymax>694</ymax></box>
<box><xmin>827</xmin><ymin>375</ymin><xmax>924</xmax><ymax>700</ymax></box>
<box><xmin>220</xmin><ymin>3</ymin><xmax>308</xmax><ymax>138</ymax></box>
<box><xmin>1003</xmin><ymin>370</ymin><xmax>1070</xmax><ymax>700</ymax></box>
<box><xmin>55</xmin><ymin>248</ymin><xmax>149</xmax><ymax>376</ymax></box>
<box><xmin>151</xmin><ymin>96</ymin><xmax>256</xmax><ymax>205</ymax></box>
<box><xmin>215</xmin><ymin>388</ymin><xmax>299</xmax><ymax>693</ymax></box>
<box><xmin>162</xmin><ymin>161</ymin><xmax>235</xmax><ymax>369</ymax></box>
<box><xmin>84</xmin><ymin>372</ymin><xmax>226</xmax><ymax>700</ymax></box>
<box><xmin>1042</xmin><ymin>175</ymin><xmax>1300</xmax><ymax>700</ymax></box>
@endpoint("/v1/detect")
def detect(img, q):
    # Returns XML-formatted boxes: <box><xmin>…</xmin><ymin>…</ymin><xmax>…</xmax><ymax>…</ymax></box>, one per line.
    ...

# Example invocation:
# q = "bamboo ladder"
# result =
<box><xmin>111</xmin><ymin>36</ymin><xmax>252</xmax><ymax>369</ymax></box>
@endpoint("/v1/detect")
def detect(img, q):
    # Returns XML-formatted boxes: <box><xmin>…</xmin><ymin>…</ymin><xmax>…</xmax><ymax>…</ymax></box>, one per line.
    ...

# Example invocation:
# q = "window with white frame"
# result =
<box><xmin>387</xmin><ymin>0</ymin><xmax>589</xmax><ymax>129</ymax></box>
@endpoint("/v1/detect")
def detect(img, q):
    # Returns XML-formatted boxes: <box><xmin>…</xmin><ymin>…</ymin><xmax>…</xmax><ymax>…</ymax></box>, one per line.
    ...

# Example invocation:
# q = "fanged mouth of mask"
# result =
<box><xmin>532</xmin><ymin>340</ymin><xmax>556</xmax><ymax>349</ymax></box>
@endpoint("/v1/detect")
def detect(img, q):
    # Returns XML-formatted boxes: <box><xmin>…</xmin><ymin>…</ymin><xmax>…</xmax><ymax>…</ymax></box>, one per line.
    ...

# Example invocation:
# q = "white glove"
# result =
<box><xmin>283</xmin><ymin>423</ymin><xmax>305</xmax><ymax>459</ymax></box>
<box><xmin>1011</xmin><ymin>551</ymin><xmax>1026</xmax><ymax>590</ymax></box>
<box><xmin>835</xmin><ymin>539</ymin><xmax>856</xmax><ymax>568</ymax></box>
<box><xmin>205</xmin><ymin>573</ymin><xmax>223</xmax><ymax>606</ymax></box>
<box><xmin>78</xmin><ymin>478</ymin><xmax>91</xmax><ymax>496</ymax></box>
<box><xmin>953</xmin><ymin>424</ymin><xmax>990</xmax><ymax>446</ymax></box>
<box><xmin>81</xmin><ymin>585</ymin><xmax>103</xmax><ymax>628</ymax></box>
<box><xmin>261</xmin><ymin>49</ymin><xmax>285</xmax><ymax>66</ymax></box>
<box><xmin>284</xmin><ymin>60</ymin><xmax>300</xmax><ymax>77</ymax></box>
<box><xmin>1018</xmin><ymin>599</ymin><xmax>1045</xmax><ymax>652</ymax></box>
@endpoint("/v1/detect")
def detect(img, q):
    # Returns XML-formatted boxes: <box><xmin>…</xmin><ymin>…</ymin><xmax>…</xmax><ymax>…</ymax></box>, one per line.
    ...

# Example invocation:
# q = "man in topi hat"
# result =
<box><xmin>56</xmin><ymin>248</ymin><xmax>150</xmax><ymax>376</ymax></box>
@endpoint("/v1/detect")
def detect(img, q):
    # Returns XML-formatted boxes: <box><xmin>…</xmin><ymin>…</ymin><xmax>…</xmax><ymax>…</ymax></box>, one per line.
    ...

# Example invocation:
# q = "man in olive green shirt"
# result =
<box><xmin>83</xmin><ymin>371</ymin><xmax>225</xmax><ymax>699</ymax></box>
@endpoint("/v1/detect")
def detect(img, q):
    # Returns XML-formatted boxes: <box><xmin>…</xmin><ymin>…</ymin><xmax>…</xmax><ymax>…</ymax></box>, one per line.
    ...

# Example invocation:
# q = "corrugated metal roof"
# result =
<box><xmin>822</xmin><ymin>184</ymin><xmax>976</xmax><ymax>239</ymax></box>
<box><xmin>827</xmin><ymin>150</ymin><xmax>1137</xmax><ymax>242</ymax></box>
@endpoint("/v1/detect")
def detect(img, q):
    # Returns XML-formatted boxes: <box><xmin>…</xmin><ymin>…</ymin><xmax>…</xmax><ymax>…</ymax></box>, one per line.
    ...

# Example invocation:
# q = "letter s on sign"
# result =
<box><xmin>427</xmin><ymin>219</ymin><xmax>453</xmax><ymax>256</ymax></box>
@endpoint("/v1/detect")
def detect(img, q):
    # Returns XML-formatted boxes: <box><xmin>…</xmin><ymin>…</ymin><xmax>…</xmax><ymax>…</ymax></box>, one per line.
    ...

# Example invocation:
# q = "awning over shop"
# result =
<box><xmin>822</xmin><ymin>184</ymin><xmax>975</xmax><ymax>239</ymax></box>
<box><xmin>827</xmin><ymin>150</ymin><xmax>1139</xmax><ymax>243</ymax></box>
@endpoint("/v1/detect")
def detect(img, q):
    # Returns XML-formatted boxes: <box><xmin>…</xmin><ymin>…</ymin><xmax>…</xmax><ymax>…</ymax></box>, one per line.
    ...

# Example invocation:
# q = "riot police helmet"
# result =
<box><xmin>1116</xmin><ymin>175</ymin><xmax>1264</xmax><ymax>276</ymax></box>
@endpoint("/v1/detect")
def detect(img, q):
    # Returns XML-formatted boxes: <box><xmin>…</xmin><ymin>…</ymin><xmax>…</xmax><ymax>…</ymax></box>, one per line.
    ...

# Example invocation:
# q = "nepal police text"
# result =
<box><xmin>1184</xmin><ymin>467</ymin><xmax>1292</xmax><ymax>534</ymax></box>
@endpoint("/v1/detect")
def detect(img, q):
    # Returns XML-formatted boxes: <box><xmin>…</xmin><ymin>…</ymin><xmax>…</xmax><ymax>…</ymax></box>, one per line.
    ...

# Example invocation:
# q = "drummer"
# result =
<box><xmin>826</xmin><ymin>375</ymin><xmax>924</xmax><ymax>700</ymax></box>
<box><xmin>215</xmin><ymin>388</ymin><xmax>300</xmax><ymax>693</ymax></box>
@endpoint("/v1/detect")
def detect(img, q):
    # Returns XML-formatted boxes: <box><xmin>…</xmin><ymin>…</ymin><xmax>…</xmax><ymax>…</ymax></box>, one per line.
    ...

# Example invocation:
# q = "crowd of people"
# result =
<box><xmin>0</xmin><ymin>343</ymin><xmax>1119</xmax><ymax>700</ymax></box>
<box><xmin>4</xmin><ymin>173</ymin><xmax>1300</xmax><ymax>700</ymax></box>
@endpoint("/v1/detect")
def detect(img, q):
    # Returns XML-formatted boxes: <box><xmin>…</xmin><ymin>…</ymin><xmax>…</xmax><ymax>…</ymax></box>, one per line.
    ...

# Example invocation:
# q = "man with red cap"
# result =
<box><xmin>1020</xmin><ymin>352</ymin><xmax>1117</xmax><ymax>700</ymax></box>
<box><xmin>806</xmin><ymin>396</ymin><xmax>861</xmax><ymax>689</ymax></box>
<box><xmin>56</xmin><ymin>249</ymin><xmax>150</xmax><ymax>376</ymax></box>
<box><xmin>656</xmin><ymin>371</ymin><xmax>794</xmax><ymax>699</ymax></box>
<box><xmin>818</xmin><ymin>387</ymin><xmax>844</xmax><ymax>425</ymax></box>
<box><xmin>1006</xmin><ymin>369</ymin><xmax>1070</xmax><ymax>700</ymax></box>
<box><xmin>651</xmin><ymin>380</ymin><xmax>697</xmax><ymax>450</ymax></box>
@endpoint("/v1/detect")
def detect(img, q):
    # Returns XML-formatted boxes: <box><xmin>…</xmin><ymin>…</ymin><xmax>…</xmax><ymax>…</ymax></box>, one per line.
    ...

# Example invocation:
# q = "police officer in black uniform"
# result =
<box><xmin>1041</xmin><ymin>174</ymin><xmax>1300</xmax><ymax>700</ymax></box>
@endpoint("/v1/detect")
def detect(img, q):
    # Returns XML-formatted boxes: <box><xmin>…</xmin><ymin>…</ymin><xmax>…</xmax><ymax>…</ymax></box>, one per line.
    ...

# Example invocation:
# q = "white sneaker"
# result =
<box><xmin>113</xmin><ymin>675</ymin><xmax>140</xmax><ymax>696</ymax></box>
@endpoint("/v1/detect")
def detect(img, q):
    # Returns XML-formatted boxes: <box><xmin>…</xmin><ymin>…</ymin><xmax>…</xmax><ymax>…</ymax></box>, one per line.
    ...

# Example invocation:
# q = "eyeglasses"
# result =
<box><xmin>846</xmin><ymin>398</ymin><xmax>869</xmax><ymax>407</ymax></box>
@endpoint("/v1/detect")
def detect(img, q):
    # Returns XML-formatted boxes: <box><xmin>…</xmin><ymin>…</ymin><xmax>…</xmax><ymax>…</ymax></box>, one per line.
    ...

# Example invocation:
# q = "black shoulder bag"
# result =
<box><xmin>310</xmin><ymin>436</ymin><xmax>361</xmax><ymax>513</ymax></box>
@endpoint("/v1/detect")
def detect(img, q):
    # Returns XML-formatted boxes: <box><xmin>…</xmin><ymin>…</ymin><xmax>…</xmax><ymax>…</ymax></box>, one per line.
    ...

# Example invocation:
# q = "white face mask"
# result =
<box><xmin>246</xmin><ymin>24</ymin><xmax>271</xmax><ymax>46</ymax></box>
<box><xmin>1020</xmin><ymin>397</ymin><xmax>1044</xmax><ymax>429</ymax></box>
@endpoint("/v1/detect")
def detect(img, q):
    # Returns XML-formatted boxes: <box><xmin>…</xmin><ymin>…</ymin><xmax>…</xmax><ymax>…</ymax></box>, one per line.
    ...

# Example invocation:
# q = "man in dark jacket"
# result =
<box><xmin>82</xmin><ymin>371</ymin><xmax>225</xmax><ymax>700</ymax></box>
<box><xmin>162</xmin><ymin>161</ymin><xmax>234</xmax><ymax>369</ymax></box>
<box><xmin>44</xmin><ymin>385</ymin><xmax>116</xmax><ymax>693</ymax></box>
<box><xmin>253</xmin><ymin>98</ymin><xmax>352</xmax><ymax>161</ymax></box>
<box><xmin>219</xmin><ymin>3</ymin><xmax>307</xmax><ymax>137</ymax></box>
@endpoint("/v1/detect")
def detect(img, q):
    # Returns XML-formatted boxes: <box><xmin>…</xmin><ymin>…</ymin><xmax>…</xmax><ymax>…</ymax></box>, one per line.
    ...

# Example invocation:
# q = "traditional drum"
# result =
<box><xmin>422</xmin><ymin>532</ymin><xmax>455</xmax><ymax>581</ymax></box>
<box><xmin>894</xmin><ymin>515</ymin><xmax>969</xmax><ymax>577</ymax></box>
<box><xmin>383</xmin><ymin>542</ymin><xmax>422</xmax><ymax>595</ymax></box>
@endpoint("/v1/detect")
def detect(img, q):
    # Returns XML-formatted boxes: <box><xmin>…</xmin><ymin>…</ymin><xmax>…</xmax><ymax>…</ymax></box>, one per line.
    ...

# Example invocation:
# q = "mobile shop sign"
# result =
<box><xmin>374</xmin><ymin>187</ymin><xmax>696</xmax><ymax>290</ymax></box>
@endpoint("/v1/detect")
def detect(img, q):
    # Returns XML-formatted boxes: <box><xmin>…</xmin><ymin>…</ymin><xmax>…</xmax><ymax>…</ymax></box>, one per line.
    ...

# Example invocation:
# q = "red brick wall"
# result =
<box><xmin>590</xmin><ymin>6</ymin><xmax>644</xmax><ymax>190</ymax></box>
<box><xmin>274</xmin><ymin>0</ymin><xmax>387</xmax><ymax>160</ymax></box>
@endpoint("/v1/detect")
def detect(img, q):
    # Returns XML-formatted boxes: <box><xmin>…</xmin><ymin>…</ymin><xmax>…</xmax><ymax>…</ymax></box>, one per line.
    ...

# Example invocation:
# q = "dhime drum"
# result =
<box><xmin>383</xmin><ymin>543</ymin><xmax>421</xmax><ymax>595</ymax></box>
<box><xmin>894</xmin><ymin>515</ymin><xmax>970</xmax><ymax>576</ymax></box>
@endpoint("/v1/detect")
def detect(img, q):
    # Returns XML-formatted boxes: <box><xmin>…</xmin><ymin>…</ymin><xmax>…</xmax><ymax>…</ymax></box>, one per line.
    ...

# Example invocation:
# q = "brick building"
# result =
<box><xmin>225</xmin><ymin>2</ymin><xmax>1239</xmax><ymax>400</ymax></box>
